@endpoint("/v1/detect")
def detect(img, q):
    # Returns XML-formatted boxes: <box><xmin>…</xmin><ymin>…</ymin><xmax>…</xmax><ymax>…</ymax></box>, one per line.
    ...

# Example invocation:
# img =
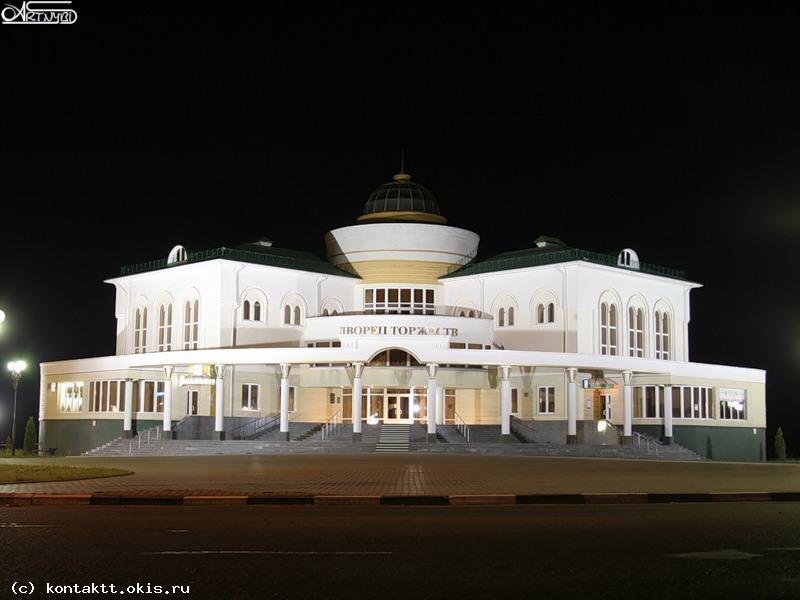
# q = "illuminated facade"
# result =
<box><xmin>38</xmin><ymin>172</ymin><xmax>766</xmax><ymax>459</ymax></box>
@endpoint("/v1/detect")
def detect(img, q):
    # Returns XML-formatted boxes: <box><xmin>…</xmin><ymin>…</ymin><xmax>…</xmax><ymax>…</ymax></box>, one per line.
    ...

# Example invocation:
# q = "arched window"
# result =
<box><xmin>253</xmin><ymin>301</ymin><xmax>261</xmax><ymax>321</ymax></box>
<box><xmin>617</xmin><ymin>248</ymin><xmax>640</xmax><ymax>269</ymax></box>
<box><xmin>655</xmin><ymin>311</ymin><xmax>671</xmax><ymax>360</ymax></box>
<box><xmin>134</xmin><ymin>306</ymin><xmax>147</xmax><ymax>353</ymax></box>
<box><xmin>322</xmin><ymin>308</ymin><xmax>329</xmax><ymax>316</ymax></box>
<box><xmin>294</xmin><ymin>305</ymin><xmax>302</xmax><ymax>325</ymax></box>
<box><xmin>184</xmin><ymin>299</ymin><xmax>199</xmax><ymax>350</ymax></box>
<box><xmin>536</xmin><ymin>302</ymin><xmax>556</xmax><ymax>324</ymax></box>
<box><xmin>498</xmin><ymin>308</ymin><xmax>505</xmax><ymax>327</ymax></box>
<box><xmin>331</xmin><ymin>310</ymin><xmax>338</xmax><ymax>316</ymax></box>
<box><xmin>243</xmin><ymin>300</ymin><xmax>251</xmax><ymax>321</ymax></box>
<box><xmin>284</xmin><ymin>305</ymin><xmax>292</xmax><ymax>324</ymax></box>
<box><xmin>167</xmin><ymin>245</ymin><xmax>187</xmax><ymax>264</ymax></box>
<box><xmin>158</xmin><ymin>303</ymin><xmax>172</xmax><ymax>352</ymax></box>
<box><xmin>468</xmin><ymin>310</ymin><xmax>475</xmax><ymax>318</ymax></box>
<box><xmin>507</xmin><ymin>307</ymin><xmax>515</xmax><ymax>326</ymax></box>
<box><xmin>628</xmin><ymin>306</ymin><xmax>644</xmax><ymax>358</ymax></box>
<box><xmin>600</xmin><ymin>302</ymin><xmax>619</xmax><ymax>355</ymax></box>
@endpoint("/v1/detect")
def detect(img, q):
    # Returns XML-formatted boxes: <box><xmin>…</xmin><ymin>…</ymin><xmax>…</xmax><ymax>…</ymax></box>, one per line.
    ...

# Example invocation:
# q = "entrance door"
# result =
<box><xmin>187</xmin><ymin>390</ymin><xmax>199</xmax><ymax>416</ymax></box>
<box><xmin>602</xmin><ymin>394</ymin><xmax>612</xmax><ymax>421</ymax></box>
<box><xmin>386</xmin><ymin>394</ymin><xmax>411</xmax><ymax>423</ymax></box>
<box><xmin>595</xmin><ymin>393</ymin><xmax>612</xmax><ymax>421</ymax></box>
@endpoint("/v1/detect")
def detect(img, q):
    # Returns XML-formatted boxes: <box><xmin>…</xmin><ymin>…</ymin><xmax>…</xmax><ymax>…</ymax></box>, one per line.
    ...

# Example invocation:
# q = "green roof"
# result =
<box><xmin>119</xmin><ymin>244</ymin><xmax>359</xmax><ymax>278</ymax></box>
<box><xmin>441</xmin><ymin>244</ymin><xmax>688</xmax><ymax>280</ymax></box>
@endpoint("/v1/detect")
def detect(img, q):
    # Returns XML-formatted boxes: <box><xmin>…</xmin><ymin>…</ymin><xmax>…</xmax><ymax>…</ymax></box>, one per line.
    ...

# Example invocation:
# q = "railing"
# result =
<box><xmin>227</xmin><ymin>413</ymin><xmax>280</xmax><ymax>440</ymax></box>
<box><xmin>509</xmin><ymin>416</ymin><xmax>536</xmax><ymax>443</ymax></box>
<box><xmin>308</xmin><ymin>305</ymin><xmax>492</xmax><ymax>319</ymax></box>
<box><xmin>120</xmin><ymin>246</ymin><xmax>357</xmax><ymax>278</ymax></box>
<box><xmin>129</xmin><ymin>425</ymin><xmax>162</xmax><ymax>454</ymax></box>
<box><xmin>632</xmin><ymin>431</ymin><xmax>660</xmax><ymax>456</ymax></box>
<box><xmin>321</xmin><ymin>410</ymin><xmax>343</xmax><ymax>441</ymax></box>
<box><xmin>443</xmin><ymin>248</ymin><xmax>687</xmax><ymax>280</ymax></box>
<box><xmin>454</xmin><ymin>412</ymin><xmax>470</xmax><ymax>443</ymax></box>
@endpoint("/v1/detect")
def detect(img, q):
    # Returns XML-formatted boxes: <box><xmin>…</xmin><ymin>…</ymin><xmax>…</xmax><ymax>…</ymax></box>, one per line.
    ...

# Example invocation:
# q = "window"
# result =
<box><xmin>253</xmin><ymin>301</ymin><xmax>261</xmax><ymax>321</ymax></box>
<box><xmin>59</xmin><ymin>382</ymin><xmax>84</xmax><ymax>413</ymax></box>
<box><xmin>600</xmin><ymin>302</ymin><xmax>618</xmax><ymax>355</ymax></box>
<box><xmin>89</xmin><ymin>380</ymin><xmax>122</xmax><ymax>412</ymax></box>
<box><xmin>368</xmin><ymin>349</ymin><xmax>420</xmax><ymax>367</ymax></box>
<box><xmin>284</xmin><ymin>303</ymin><xmax>303</xmax><ymax>325</ymax></box>
<box><xmin>363</xmin><ymin>287</ymin><xmax>435</xmax><ymax>315</ymax></box>
<box><xmin>155</xmin><ymin>382</ymin><xmax>166</xmax><ymax>412</ymax></box>
<box><xmin>511</xmin><ymin>388</ymin><xmax>519</xmax><ymax>415</ymax></box>
<box><xmin>536</xmin><ymin>303</ymin><xmax>556</xmax><ymax>324</ymax></box>
<box><xmin>242</xmin><ymin>384</ymin><xmax>259</xmax><ymax>410</ymax></box>
<box><xmin>307</xmin><ymin>340</ymin><xmax>342</xmax><ymax>367</ymax></box>
<box><xmin>635</xmin><ymin>386</ymin><xmax>713</xmax><ymax>419</ymax></box>
<box><xmin>167</xmin><ymin>245</ymin><xmax>187</xmax><ymax>264</ymax></box>
<box><xmin>184</xmin><ymin>299</ymin><xmax>199</xmax><ymax>349</ymax></box>
<box><xmin>137</xmin><ymin>381</ymin><xmax>158</xmax><ymax>412</ymax></box>
<box><xmin>538</xmin><ymin>386</ymin><xmax>556</xmax><ymax>414</ymax></box>
<box><xmin>655</xmin><ymin>310</ymin><xmax>670</xmax><ymax>360</ymax></box>
<box><xmin>134</xmin><ymin>306</ymin><xmax>147</xmax><ymax>353</ymax></box>
<box><xmin>627</xmin><ymin>307</ymin><xmax>644</xmax><ymax>358</ymax></box>
<box><xmin>719</xmin><ymin>388</ymin><xmax>746</xmax><ymax>420</ymax></box>
<box><xmin>158</xmin><ymin>303</ymin><xmax>172</xmax><ymax>351</ymax></box>
<box><xmin>288</xmin><ymin>386</ymin><xmax>296</xmax><ymax>412</ymax></box>
<box><xmin>498</xmin><ymin>307</ymin><xmax>505</xmax><ymax>327</ymax></box>
<box><xmin>617</xmin><ymin>248</ymin><xmax>640</xmax><ymax>269</ymax></box>
<box><xmin>243</xmin><ymin>300</ymin><xmax>251</xmax><ymax>320</ymax></box>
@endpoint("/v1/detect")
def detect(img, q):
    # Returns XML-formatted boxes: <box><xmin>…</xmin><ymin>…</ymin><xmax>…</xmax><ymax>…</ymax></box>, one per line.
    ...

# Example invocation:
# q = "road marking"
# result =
<box><xmin>142</xmin><ymin>550</ymin><xmax>392</xmax><ymax>555</ymax></box>
<box><xmin>667</xmin><ymin>549</ymin><xmax>761</xmax><ymax>560</ymax></box>
<box><xmin>0</xmin><ymin>523</ymin><xmax>63</xmax><ymax>528</ymax></box>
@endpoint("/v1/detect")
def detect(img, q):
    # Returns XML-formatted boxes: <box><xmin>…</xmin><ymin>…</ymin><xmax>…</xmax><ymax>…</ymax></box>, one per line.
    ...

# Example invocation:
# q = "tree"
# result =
<box><xmin>23</xmin><ymin>417</ymin><xmax>37</xmax><ymax>453</ymax></box>
<box><xmin>774</xmin><ymin>426</ymin><xmax>787</xmax><ymax>461</ymax></box>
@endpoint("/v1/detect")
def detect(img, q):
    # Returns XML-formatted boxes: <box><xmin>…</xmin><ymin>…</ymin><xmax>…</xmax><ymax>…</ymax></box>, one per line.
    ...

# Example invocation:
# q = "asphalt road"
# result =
<box><xmin>1</xmin><ymin>504</ymin><xmax>799</xmax><ymax>599</ymax></box>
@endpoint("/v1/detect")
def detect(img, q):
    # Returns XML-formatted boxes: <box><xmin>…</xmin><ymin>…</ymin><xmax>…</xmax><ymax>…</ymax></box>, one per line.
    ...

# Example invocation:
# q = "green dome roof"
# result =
<box><xmin>358</xmin><ymin>173</ymin><xmax>446</xmax><ymax>224</ymax></box>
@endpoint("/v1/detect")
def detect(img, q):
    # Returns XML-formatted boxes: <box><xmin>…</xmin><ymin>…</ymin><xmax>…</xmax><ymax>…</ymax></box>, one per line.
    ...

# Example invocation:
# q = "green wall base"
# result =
<box><xmin>633</xmin><ymin>424</ymin><xmax>766</xmax><ymax>461</ymax></box>
<box><xmin>41</xmin><ymin>419</ymin><xmax>164</xmax><ymax>456</ymax></box>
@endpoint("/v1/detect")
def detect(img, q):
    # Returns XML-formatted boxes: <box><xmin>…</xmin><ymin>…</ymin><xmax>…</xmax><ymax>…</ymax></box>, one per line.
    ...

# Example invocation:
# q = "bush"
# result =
<box><xmin>775</xmin><ymin>426</ymin><xmax>787</xmax><ymax>460</ymax></box>
<box><xmin>23</xmin><ymin>417</ymin><xmax>37</xmax><ymax>453</ymax></box>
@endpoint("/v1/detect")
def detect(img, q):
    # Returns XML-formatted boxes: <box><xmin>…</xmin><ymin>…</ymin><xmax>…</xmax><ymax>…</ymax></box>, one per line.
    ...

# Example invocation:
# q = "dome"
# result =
<box><xmin>358</xmin><ymin>172</ymin><xmax>447</xmax><ymax>224</ymax></box>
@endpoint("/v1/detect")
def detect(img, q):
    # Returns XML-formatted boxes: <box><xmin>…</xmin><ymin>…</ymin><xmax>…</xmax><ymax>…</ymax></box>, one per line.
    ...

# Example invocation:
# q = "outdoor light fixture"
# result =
<box><xmin>0</xmin><ymin>309</ymin><xmax>5</xmax><ymax>324</ymax></box>
<box><xmin>7</xmin><ymin>360</ymin><xmax>26</xmax><ymax>457</ymax></box>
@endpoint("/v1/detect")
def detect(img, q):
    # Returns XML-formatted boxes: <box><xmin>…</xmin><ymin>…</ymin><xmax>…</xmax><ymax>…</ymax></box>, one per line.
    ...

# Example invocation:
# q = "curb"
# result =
<box><xmin>0</xmin><ymin>492</ymin><xmax>799</xmax><ymax>507</ymax></box>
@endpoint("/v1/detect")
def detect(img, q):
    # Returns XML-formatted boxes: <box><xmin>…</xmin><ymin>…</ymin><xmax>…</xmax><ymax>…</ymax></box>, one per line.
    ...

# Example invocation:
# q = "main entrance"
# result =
<box><xmin>343</xmin><ymin>386</ymin><xmax>456</xmax><ymax>424</ymax></box>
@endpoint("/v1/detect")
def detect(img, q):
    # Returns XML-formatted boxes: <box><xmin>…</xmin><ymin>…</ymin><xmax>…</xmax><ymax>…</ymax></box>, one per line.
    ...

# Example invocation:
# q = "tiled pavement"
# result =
<box><xmin>1</xmin><ymin>454</ymin><xmax>799</xmax><ymax>496</ymax></box>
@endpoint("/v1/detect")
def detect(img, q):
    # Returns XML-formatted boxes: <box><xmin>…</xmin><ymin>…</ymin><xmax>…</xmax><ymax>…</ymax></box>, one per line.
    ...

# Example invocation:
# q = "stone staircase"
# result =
<box><xmin>375</xmin><ymin>423</ymin><xmax>410</xmax><ymax>453</ymax></box>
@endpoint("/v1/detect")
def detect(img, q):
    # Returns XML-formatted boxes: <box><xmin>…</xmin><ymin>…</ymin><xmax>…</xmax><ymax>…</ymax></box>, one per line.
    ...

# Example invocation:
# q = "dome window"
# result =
<box><xmin>617</xmin><ymin>249</ymin><xmax>639</xmax><ymax>270</ymax></box>
<box><xmin>167</xmin><ymin>245</ymin><xmax>188</xmax><ymax>265</ymax></box>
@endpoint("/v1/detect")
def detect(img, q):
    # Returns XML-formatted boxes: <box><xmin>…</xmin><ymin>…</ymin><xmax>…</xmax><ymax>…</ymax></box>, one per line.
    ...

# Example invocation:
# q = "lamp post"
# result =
<box><xmin>7</xmin><ymin>360</ymin><xmax>25</xmax><ymax>457</ymax></box>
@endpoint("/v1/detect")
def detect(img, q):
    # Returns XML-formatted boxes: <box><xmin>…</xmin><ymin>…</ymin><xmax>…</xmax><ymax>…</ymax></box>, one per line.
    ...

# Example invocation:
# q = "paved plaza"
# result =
<box><xmin>1</xmin><ymin>454</ymin><xmax>799</xmax><ymax>496</ymax></box>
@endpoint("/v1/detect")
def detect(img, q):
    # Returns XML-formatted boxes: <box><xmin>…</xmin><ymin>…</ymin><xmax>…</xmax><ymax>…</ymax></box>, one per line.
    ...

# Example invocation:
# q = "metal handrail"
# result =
<box><xmin>454</xmin><ymin>411</ymin><xmax>470</xmax><ymax>443</ymax></box>
<box><xmin>228</xmin><ymin>413</ymin><xmax>280</xmax><ymax>440</ymax></box>
<box><xmin>632</xmin><ymin>431</ymin><xmax>660</xmax><ymax>456</ymax></box>
<box><xmin>509</xmin><ymin>415</ymin><xmax>536</xmax><ymax>442</ymax></box>
<box><xmin>129</xmin><ymin>425</ymin><xmax>162</xmax><ymax>454</ymax></box>
<box><xmin>321</xmin><ymin>410</ymin><xmax>343</xmax><ymax>440</ymax></box>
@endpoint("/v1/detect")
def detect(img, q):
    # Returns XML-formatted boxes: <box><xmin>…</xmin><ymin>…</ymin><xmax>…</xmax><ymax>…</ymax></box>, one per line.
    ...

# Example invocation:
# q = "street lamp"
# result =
<box><xmin>7</xmin><ymin>360</ymin><xmax>25</xmax><ymax>457</ymax></box>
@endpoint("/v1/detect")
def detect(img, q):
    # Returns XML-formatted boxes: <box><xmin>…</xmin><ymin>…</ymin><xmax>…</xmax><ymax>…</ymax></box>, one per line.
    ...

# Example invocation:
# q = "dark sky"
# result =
<box><xmin>1</xmin><ymin>6</ymin><xmax>798</xmax><ymax>452</ymax></box>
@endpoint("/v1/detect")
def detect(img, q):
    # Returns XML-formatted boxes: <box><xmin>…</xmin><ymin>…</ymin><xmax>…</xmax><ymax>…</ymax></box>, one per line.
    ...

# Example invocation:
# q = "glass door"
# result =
<box><xmin>187</xmin><ymin>390</ymin><xmax>199</xmax><ymax>416</ymax></box>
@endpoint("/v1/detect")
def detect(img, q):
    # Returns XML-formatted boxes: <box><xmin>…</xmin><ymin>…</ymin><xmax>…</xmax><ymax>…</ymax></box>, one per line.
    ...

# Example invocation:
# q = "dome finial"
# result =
<box><xmin>393</xmin><ymin>150</ymin><xmax>411</xmax><ymax>182</ymax></box>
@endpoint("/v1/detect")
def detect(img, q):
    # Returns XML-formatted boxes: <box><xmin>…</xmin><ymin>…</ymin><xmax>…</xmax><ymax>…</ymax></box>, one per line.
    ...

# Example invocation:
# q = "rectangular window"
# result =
<box><xmin>719</xmin><ymin>387</ymin><xmax>746</xmax><ymax>420</ymax></box>
<box><xmin>288</xmin><ymin>386</ymin><xmax>296</xmax><ymax>412</ymax></box>
<box><xmin>364</xmin><ymin>287</ymin><xmax>435</xmax><ymax>315</ymax></box>
<box><xmin>155</xmin><ymin>381</ymin><xmax>166</xmax><ymax>412</ymax></box>
<box><xmin>329</xmin><ymin>392</ymin><xmax>337</xmax><ymax>405</ymax></box>
<box><xmin>511</xmin><ymin>388</ymin><xmax>519</xmax><ymax>415</ymax></box>
<box><xmin>241</xmin><ymin>384</ymin><xmax>259</xmax><ymax>410</ymax></box>
<box><xmin>537</xmin><ymin>386</ymin><xmax>556</xmax><ymax>414</ymax></box>
<box><xmin>59</xmin><ymin>382</ymin><xmax>84</xmax><ymax>413</ymax></box>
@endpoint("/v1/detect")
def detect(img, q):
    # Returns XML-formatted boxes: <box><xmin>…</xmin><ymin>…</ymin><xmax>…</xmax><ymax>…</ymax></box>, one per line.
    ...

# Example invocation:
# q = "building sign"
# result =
<box><xmin>2</xmin><ymin>1</ymin><xmax>78</xmax><ymax>24</ymax></box>
<box><xmin>338</xmin><ymin>325</ymin><xmax>458</xmax><ymax>337</ymax></box>
<box><xmin>718</xmin><ymin>388</ymin><xmax>746</xmax><ymax>401</ymax></box>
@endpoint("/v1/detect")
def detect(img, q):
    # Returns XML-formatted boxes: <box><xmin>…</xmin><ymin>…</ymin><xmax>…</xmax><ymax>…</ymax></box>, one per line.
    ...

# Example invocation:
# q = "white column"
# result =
<box><xmin>663</xmin><ymin>384</ymin><xmax>674</xmax><ymax>444</ymax></box>
<box><xmin>566</xmin><ymin>367</ymin><xmax>578</xmax><ymax>444</ymax></box>
<box><xmin>435</xmin><ymin>386</ymin><xmax>444</xmax><ymax>425</ymax></box>
<box><xmin>426</xmin><ymin>364</ymin><xmax>438</xmax><ymax>442</ymax></box>
<box><xmin>162</xmin><ymin>366</ymin><xmax>173</xmax><ymax>438</ymax></box>
<box><xmin>351</xmin><ymin>362</ymin><xmax>364</xmax><ymax>441</ymax></box>
<box><xmin>214</xmin><ymin>364</ymin><xmax>225</xmax><ymax>440</ymax></box>
<box><xmin>622</xmin><ymin>370</ymin><xmax>633</xmax><ymax>444</ymax></box>
<box><xmin>123</xmin><ymin>379</ymin><xmax>134</xmax><ymax>438</ymax></box>
<box><xmin>500</xmin><ymin>365</ymin><xmax>512</xmax><ymax>440</ymax></box>
<box><xmin>280</xmin><ymin>363</ymin><xmax>291</xmax><ymax>440</ymax></box>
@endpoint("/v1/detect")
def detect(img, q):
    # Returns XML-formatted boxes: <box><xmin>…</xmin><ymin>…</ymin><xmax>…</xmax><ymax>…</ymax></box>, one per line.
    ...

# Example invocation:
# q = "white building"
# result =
<box><xmin>39</xmin><ymin>172</ymin><xmax>766</xmax><ymax>459</ymax></box>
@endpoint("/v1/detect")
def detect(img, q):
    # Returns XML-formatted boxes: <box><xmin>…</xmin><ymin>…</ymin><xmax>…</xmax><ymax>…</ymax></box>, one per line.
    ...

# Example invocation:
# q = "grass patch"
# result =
<box><xmin>0</xmin><ymin>465</ymin><xmax>131</xmax><ymax>484</ymax></box>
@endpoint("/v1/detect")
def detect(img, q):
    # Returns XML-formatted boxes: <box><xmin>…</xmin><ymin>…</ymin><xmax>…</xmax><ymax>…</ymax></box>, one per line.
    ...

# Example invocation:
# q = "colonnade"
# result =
<box><xmin>120</xmin><ymin>363</ymin><xmax>662</xmax><ymax>445</ymax></box>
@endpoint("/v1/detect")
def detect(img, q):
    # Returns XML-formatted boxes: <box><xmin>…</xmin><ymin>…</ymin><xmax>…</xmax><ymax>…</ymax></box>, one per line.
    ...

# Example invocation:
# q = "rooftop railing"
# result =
<box><xmin>308</xmin><ymin>305</ymin><xmax>492</xmax><ymax>319</ymax></box>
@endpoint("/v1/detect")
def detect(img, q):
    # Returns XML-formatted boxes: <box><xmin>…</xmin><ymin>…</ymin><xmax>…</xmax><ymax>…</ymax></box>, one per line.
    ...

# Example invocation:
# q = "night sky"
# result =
<box><xmin>1</xmin><ymin>6</ymin><xmax>797</xmax><ymax>454</ymax></box>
